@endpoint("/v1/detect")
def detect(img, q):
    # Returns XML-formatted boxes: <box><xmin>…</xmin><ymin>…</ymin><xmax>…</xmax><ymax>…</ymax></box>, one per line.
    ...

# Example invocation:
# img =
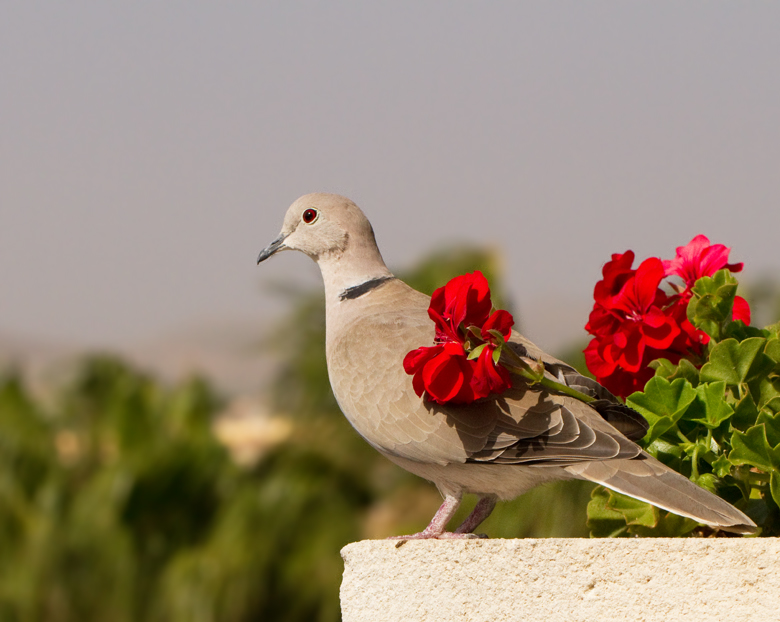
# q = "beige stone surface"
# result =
<box><xmin>341</xmin><ymin>538</ymin><xmax>780</xmax><ymax>622</ymax></box>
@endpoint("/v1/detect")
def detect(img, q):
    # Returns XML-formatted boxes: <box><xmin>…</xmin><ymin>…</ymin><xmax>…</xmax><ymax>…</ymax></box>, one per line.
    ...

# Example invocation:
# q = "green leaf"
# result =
<box><xmin>644</xmin><ymin>438</ymin><xmax>684</xmax><ymax>463</ymax></box>
<box><xmin>723</xmin><ymin>321</ymin><xmax>767</xmax><ymax>342</ymax></box>
<box><xmin>766</xmin><ymin>338</ymin><xmax>780</xmax><ymax>365</ymax></box>
<box><xmin>691</xmin><ymin>268</ymin><xmax>738</xmax><ymax>299</ymax></box>
<box><xmin>627</xmin><ymin>377</ymin><xmax>697</xmax><ymax>443</ymax></box>
<box><xmin>487</xmin><ymin>329</ymin><xmax>506</xmax><ymax>345</ymax></box>
<box><xmin>771</xmin><ymin>472</ymin><xmax>780</xmax><ymax>509</ymax></box>
<box><xmin>711</xmin><ymin>454</ymin><xmax>733</xmax><ymax>479</ymax></box>
<box><xmin>466</xmin><ymin>325</ymin><xmax>483</xmax><ymax>341</ymax></box>
<box><xmin>755</xmin><ymin>377</ymin><xmax>780</xmax><ymax>411</ymax></box>
<box><xmin>693</xmin><ymin>473</ymin><xmax>719</xmax><ymax>494</ymax></box>
<box><xmin>763</xmin><ymin>396</ymin><xmax>780</xmax><ymax>415</ymax></box>
<box><xmin>687</xmin><ymin>382</ymin><xmax>734</xmax><ymax>429</ymax></box>
<box><xmin>765</xmin><ymin>322</ymin><xmax>780</xmax><ymax>340</ymax></box>
<box><xmin>757</xmin><ymin>410</ymin><xmax>780</xmax><ymax>448</ymax></box>
<box><xmin>731</xmin><ymin>393</ymin><xmax>759</xmax><ymax>431</ymax></box>
<box><xmin>631</xmin><ymin>512</ymin><xmax>698</xmax><ymax>537</ymax></box>
<box><xmin>749</xmin><ymin>354</ymin><xmax>778</xmax><ymax>384</ymax></box>
<box><xmin>671</xmin><ymin>359</ymin><xmax>702</xmax><ymax>387</ymax></box>
<box><xmin>687</xmin><ymin>270</ymin><xmax>739</xmax><ymax>339</ymax></box>
<box><xmin>730</xmin><ymin>425</ymin><xmax>780</xmax><ymax>472</ymax></box>
<box><xmin>606</xmin><ymin>491</ymin><xmax>659</xmax><ymax>527</ymax></box>
<box><xmin>700</xmin><ymin>337</ymin><xmax>770</xmax><ymax>386</ymax></box>
<box><xmin>586</xmin><ymin>487</ymin><xmax>630</xmax><ymax>538</ymax></box>
<box><xmin>650</xmin><ymin>358</ymin><xmax>700</xmax><ymax>387</ymax></box>
<box><xmin>650</xmin><ymin>358</ymin><xmax>678</xmax><ymax>379</ymax></box>
<box><xmin>467</xmin><ymin>343</ymin><xmax>487</xmax><ymax>360</ymax></box>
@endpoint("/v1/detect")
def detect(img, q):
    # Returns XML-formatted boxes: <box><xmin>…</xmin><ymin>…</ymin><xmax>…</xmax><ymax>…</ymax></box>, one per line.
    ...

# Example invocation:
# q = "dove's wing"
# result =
<box><xmin>327</xmin><ymin>279</ymin><xmax>638</xmax><ymax>466</ymax></box>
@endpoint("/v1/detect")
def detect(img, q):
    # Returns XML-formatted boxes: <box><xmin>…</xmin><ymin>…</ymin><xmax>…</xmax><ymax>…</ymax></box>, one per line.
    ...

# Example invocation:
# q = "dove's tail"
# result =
<box><xmin>565</xmin><ymin>452</ymin><xmax>757</xmax><ymax>534</ymax></box>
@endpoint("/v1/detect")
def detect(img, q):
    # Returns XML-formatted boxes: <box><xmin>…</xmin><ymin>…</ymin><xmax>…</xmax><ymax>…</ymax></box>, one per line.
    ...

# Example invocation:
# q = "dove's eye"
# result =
<box><xmin>302</xmin><ymin>209</ymin><xmax>318</xmax><ymax>224</ymax></box>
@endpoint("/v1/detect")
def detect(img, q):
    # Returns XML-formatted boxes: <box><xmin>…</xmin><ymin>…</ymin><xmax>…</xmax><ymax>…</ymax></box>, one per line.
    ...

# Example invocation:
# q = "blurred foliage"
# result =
<box><xmin>0</xmin><ymin>357</ymin><xmax>368</xmax><ymax>622</ymax></box>
<box><xmin>0</xmin><ymin>245</ymin><xmax>598</xmax><ymax>622</ymax></box>
<box><xmin>742</xmin><ymin>273</ymin><xmax>780</xmax><ymax>329</ymax></box>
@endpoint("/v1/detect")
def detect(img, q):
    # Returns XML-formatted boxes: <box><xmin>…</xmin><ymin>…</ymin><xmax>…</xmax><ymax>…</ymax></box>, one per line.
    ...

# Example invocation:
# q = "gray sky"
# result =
<box><xmin>2</xmin><ymin>3</ymin><xmax>779</xmax><ymax>355</ymax></box>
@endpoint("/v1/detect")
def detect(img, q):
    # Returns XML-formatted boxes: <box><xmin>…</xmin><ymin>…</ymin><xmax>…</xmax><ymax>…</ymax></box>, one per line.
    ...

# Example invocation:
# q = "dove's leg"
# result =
<box><xmin>389</xmin><ymin>493</ymin><xmax>482</xmax><ymax>540</ymax></box>
<box><xmin>420</xmin><ymin>493</ymin><xmax>461</xmax><ymax>536</ymax></box>
<box><xmin>454</xmin><ymin>494</ymin><xmax>497</xmax><ymax>534</ymax></box>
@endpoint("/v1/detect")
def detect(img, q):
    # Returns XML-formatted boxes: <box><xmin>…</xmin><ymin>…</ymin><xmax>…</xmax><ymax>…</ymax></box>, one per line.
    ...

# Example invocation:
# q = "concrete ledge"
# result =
<box><xmin>341</xmin><ymin>538</ymin><xmax>780</xmax><ymax>622</ymax></box>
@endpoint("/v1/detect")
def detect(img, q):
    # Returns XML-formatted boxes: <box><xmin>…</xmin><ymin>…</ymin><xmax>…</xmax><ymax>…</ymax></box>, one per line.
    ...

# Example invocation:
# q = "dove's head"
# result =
<box><xmin>257</xmin><ymin>193</ymin><xmax>393</xmax><ymax>297</ymax></box>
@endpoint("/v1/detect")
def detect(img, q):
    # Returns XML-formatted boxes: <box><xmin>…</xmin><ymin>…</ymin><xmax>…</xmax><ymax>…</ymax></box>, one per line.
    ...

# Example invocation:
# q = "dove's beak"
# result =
<box><xmin>257</xmin><ymin>233</ymin><xmax>288</xmax><ymax>264</ymax></box>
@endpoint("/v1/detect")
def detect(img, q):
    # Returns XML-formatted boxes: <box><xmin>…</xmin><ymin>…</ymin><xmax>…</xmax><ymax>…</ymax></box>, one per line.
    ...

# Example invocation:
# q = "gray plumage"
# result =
<box><xmin>257</xmin><ymin>193</ymin><xmax>756</xmax><ymax>538</ymax></box>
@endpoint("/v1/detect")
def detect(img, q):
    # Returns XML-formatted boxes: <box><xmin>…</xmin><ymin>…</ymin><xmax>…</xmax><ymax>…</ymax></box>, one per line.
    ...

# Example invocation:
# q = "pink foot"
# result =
<box><xmin>387</xmin><ymin>531</ymin><xmax>488</xmax><ymax>546</ymax></box>
<box><xmin>384</xmin><ymin>493</ymin><xmax>490</xmax><ymax>546</ymax></box>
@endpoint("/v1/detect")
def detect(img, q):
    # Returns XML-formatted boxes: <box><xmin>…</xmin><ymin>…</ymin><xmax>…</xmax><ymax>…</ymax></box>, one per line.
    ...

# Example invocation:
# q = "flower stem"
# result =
<box><xmin>500</xmin><ymin>348</ymin><xmax>596</xmax><ymax>404</ymax></box>
<box><xmin>467</xmin><ymin>324</ymin><xmax>598</xmax><ymax>405</ymax></box>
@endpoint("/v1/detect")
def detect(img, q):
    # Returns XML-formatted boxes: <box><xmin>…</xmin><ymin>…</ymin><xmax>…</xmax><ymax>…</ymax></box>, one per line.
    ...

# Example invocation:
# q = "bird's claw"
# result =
<box><xmin>388</xmin><ymin>531</ymin><xmax>489</xmax><ymax>547</ymax></box>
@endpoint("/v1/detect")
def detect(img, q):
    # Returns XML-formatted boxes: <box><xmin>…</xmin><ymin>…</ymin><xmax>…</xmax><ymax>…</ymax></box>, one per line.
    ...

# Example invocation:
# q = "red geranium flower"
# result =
<box><xmin>404</xmin><ymin>271</ymin><xmax>514</xmax><ymax>404</ymax></box>
<box><xmin>663</xmin><ymin>234</ymin><xmax>743</xmax><ymax>287</ymax></box>
<box><xmin>664</xmin><ymin>234</ymin><xmax>750</xmax><ymax>325</ymax></box>
<box><xmin>585</xmin><ymin>256</ymin><xmax>687</xmax><ymax>397</ymax></box>
<box><xmin>585</xmin><ymin>235</ymin><xmax>749</xmax><ymax>398</ymax></box>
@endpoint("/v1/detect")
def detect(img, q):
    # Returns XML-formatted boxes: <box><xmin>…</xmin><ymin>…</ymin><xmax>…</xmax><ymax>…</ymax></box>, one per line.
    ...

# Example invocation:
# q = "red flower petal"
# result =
<box><xmin>594</xmin><ymin>251</ymin><xmax>636</xmax><ymax>307</ymax></box>
<box><xmin>585</xmin><ymin>305</ymin><xmax>621</xmax><ymax>337</ymax></box>
<box><xmin>421</xmin><ymin>342</ymin><xmax>473</xmax><ymax>404</ymax></box>
<box><xmin>482</xmin><ymin>309</ymin><xmax>514</xmax><ymax>341</ymax></box>
<box><xmin>583</xmin><ymin>338</ymin><xmax>618</xmax><ymax>378</ymax></box>
<box><xmin>598</xmin><ymin>365</ymin><xmax>654</xmax><ymax>400</ymax></box>
<box><xmin>427</xmin><ymin>305</ymin><xmax>460</xmax><ymax>343</ymax></box>
<box><xmin>412</xmin><ymin>368</ymin><xmax>427</xmax><ymax>398</ymax></box>
<box><xmin>663</xmin><ymin>234</ymin><xmax>743</xmax><ymax>288</ymax></box>
<box><xmin>450</xmin><ymin>271</ymin><xmax>492</xmax><ymax>330</ymax></box>
<box><xmin>404</xmin><ymin>345</ymin><xmax>446</xmax><ymax>398</ymax></box>
<box><xmin>403</xmin><ymin>345</ymin><xmax>442</xmax><ymax>375</ymax></box>
<box><xmin>471</xmin><ymin>345</ymin><xmax>512</xmax><ymax>399</ymax></box>
<box><xmin>428</xmin><ymin>271</ymin><xmax>493</xmax><ymax>344</ymax></box>
<box><xmin>639</xmin><ymin>307</ymin><xmax>680</xmax><ymax>350</ymax></box>
<box><xmin>614</xmin><ymin>326</ymin><xmax>646</xmax><ymax>373</ymax></box>
<box><xmin>612</xmin><ymin>257</ymin><xmax>665</xmax><ymax>315</ymax></box>
<box><xmin>732</xmin><ymin>296</ymin><xmax>751</xmax><ymax>324</ymax></box>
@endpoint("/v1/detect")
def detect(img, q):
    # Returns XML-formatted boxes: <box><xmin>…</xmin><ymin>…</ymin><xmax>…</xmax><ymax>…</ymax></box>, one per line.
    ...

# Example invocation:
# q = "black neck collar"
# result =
<box><xmin>338</xmin><ymin>276</ymin><xmax>395</xmax><ymax>301</ymax></box>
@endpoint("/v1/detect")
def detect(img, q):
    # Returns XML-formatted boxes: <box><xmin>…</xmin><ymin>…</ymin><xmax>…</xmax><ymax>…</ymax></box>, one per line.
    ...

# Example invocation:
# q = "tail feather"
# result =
<box><xmin>565</xmin><ymin>453</ymin><xmax>757</xmax><ymax>534</ymax></box>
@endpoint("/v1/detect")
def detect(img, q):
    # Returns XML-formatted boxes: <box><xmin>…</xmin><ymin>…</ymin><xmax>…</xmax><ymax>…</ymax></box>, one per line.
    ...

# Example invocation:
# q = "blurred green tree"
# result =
<box><xmin>0</xmin><ymin>358</ymin><xmax>369</xmax><ymax>622</ymax></box>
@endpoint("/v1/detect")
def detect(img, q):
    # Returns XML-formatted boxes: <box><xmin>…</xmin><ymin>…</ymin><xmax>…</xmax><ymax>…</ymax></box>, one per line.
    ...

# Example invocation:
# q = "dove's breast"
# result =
<box><xmin>325</xmin><ymin>280</ymin><xmax>475</xmax><ymax>465</ymax></box>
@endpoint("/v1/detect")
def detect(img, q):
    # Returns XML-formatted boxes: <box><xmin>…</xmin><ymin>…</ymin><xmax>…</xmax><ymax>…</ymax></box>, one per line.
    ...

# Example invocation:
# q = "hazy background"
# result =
<box><xmin>2</xmin><ymin>2</ymin><xmax>779</xmax><ymax>373</ymax></box>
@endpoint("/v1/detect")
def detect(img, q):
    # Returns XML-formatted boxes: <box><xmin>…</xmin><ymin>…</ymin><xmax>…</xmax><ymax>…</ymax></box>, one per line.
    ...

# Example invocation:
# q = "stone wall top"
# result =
<box><xmin>341</xmin><ymin>538</ymin><xmax>780</xmax><ymax>622</ymax></box>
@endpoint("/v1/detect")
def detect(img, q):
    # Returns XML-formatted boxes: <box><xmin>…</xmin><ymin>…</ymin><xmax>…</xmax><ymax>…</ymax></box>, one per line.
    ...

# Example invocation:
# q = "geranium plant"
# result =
<box><xmin>585</xmin><ymin>236</ymin><xmax>780</xmax><ymax>537</ymax></box>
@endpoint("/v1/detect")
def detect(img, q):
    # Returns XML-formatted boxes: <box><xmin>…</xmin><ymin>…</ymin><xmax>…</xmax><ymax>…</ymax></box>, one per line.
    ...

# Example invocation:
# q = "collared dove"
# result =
<box><xmin>257</xmin><ymin>193</ymin><xmax>756</xmax><ymax>538</ymax></box>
